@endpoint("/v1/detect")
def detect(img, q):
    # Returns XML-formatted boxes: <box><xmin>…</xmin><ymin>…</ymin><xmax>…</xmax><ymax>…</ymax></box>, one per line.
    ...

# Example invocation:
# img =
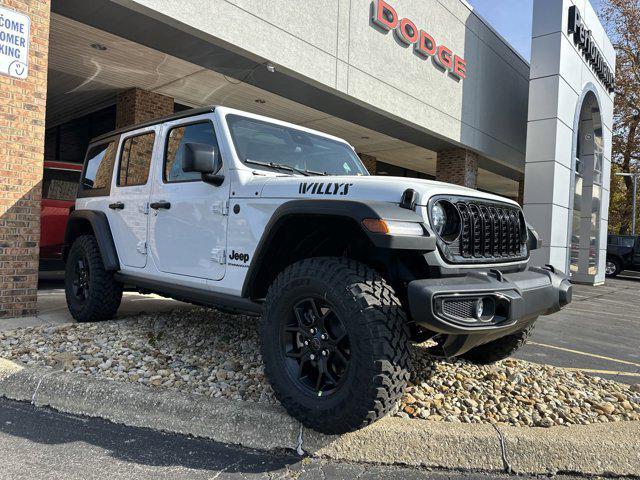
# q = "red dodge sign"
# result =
<box><xmin>371</xmin><ymin>0</ymin><xmax>467</xmax><ymax>80</ymax></box>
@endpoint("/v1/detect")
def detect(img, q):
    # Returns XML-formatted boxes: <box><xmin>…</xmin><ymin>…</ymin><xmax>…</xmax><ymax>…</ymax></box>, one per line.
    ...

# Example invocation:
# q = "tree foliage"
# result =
<box><xmin>601</xmin><ymin>0</ymin><xmax>640</xmax><ymax>234</ymax></box>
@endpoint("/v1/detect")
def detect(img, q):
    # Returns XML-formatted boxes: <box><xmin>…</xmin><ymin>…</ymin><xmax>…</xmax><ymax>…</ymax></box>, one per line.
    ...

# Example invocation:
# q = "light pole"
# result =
<box><xmin>617</xmin><ymin>172</ymin><xmax>640</xmax><ymax>236</ymax></box>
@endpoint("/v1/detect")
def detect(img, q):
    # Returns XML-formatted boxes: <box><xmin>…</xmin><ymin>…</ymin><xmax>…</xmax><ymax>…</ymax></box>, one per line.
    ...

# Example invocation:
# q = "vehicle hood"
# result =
<box><xmin>257</xmin><ymin>175</ymin><xmax>520</xmax><ymax>208</ymax></box>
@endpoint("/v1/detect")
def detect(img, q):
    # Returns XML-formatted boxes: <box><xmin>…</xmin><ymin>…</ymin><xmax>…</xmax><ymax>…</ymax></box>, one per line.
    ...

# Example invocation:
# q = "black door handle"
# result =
<box><xmin>108</xmin><ymin>202</ymin><xmax>125</xmax><ymax>210</ymax></box>
<box><xmin>150</xmin><ymin>201</ymin><xmax>171</xmax><ymax>210</ymax></box>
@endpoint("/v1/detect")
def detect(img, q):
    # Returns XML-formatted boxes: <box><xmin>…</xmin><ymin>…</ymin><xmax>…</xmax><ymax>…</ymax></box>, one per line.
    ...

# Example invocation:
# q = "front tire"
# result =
<box><xmin>260</xmin><ymin>257</ymin><xmax>410</xmax><ymax>434</ymax></box>
<box><xmin>65</xmin><ymin>235</ymin><xmax>123</xmax><ymax>322</ymax></box>
<box><xmin>605</xmin><ymin>258</ymin><xmax>621</xmax><ymax>278</ymax></box>
<box><xmin>460</xmin><ymin>324</ymin><xmax>534</xmax><ymax>365</ymax></box>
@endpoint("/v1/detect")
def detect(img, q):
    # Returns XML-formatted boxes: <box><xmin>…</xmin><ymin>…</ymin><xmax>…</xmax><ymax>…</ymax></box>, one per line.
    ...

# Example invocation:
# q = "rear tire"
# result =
<box><xmin>260</xmin><ymin>257</ymin><xmax>411</xmax><ymax>434</ymax></box>
<box><xmin>460</xmin><ymin>324</ymin><xmax>534</xmax><ymax>365</ymax></box>
<box><xmin>65</xmin><ymin>235</ymin><xmax>123</xmax><ymax>322</ymax></box>
<box><xmin>605</xmin><ymin>258</ymin><xmax>621</xmax><ymax>278</ymax></box>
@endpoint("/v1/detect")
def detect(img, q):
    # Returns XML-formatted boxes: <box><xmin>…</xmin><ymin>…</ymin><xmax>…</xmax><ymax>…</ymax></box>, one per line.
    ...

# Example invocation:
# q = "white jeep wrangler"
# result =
<box><xmin>64</xmin><ymin>106</ymin><xmax>572</xmax><ymax>434</ymax></box>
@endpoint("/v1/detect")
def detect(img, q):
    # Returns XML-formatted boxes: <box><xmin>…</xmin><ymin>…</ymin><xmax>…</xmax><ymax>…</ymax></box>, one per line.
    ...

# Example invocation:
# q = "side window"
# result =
<box><xmin>43</xmin><ymin>168</ymin><xmax>81</xmax><ymax>201</ymax></box>
<box><xmin>165</xmin><ymin>122</ymin><xmax>218</xmax><ymax>183</ymax></box>
<box><xmin>82</xmin><ymin>141</ymin><xmax>117</xmax><ymax>192</ymax></box>
<box><xmin>118</xmin><ymin>132</ymin><xmax>155</xmax><ymax>186</ymax></box>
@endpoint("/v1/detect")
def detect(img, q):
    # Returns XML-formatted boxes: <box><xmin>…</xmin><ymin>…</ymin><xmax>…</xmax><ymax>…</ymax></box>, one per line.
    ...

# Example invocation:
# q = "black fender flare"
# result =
<box><xmin>64</xmin><ymin>210</ymin><xmax>120</xmax><ymax>271</ymax></box>
<box><xmin>241</xmin><ymin>199</ymin><xmax>435</xmax><ymax>298</ymax></box>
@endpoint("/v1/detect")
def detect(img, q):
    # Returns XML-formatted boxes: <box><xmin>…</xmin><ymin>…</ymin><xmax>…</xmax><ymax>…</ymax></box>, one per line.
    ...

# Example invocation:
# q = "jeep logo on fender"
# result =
<box><xmin>228</xmin><ymin>250</ymin><xmax>249</xmax><ymax>263</ymax></box>
<box><xmin>299</xmin><ymin>182</ymin><xmax>353</xmax><ymax>196</ymax></box>
<box><xmin>371</xmin><ymin>0</ymin><xmax>467</xmax><ymax>80</ymax></box>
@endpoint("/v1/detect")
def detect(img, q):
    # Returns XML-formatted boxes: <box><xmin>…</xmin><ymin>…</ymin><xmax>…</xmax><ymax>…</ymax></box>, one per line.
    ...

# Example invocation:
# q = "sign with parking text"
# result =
<box><xmin>0</xmin><ymin>6</ymin><xmax>30</xmax><ymax>79</ymax></box>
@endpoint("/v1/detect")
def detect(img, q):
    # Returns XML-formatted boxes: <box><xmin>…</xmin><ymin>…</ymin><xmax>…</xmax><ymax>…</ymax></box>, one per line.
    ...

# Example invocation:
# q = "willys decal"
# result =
<box><xmin>299</xmin><ymin>182</ymin><xmax>353</xmax><ymax>196</ymax></box>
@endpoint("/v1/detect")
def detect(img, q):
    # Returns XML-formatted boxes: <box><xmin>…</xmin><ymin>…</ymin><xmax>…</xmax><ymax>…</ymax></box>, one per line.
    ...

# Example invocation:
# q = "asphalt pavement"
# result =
<box><xmin>0</xmin><ymin>397</ymin><xmax>589</xmax><ymax>480</ymax></box>
<box><xmin>514</xmin><ymin>274</ymin><xmax>640</xmax><ymax>384</ymax></box>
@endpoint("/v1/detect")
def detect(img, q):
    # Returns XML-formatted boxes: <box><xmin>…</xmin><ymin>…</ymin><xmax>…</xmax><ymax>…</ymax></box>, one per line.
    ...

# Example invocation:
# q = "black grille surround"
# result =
<box><xmin>429</xmin><ymin>196</ymin><xmax>529</xmax><ymax>265</ymax></box>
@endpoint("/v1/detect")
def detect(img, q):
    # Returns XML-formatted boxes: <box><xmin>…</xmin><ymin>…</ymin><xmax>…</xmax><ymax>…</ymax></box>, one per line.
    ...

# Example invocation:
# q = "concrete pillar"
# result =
<box><xmin>436</xmin><ymin>149</ymin><xmax>478</xmax><ymax>188</ymax></box>
<box><xmin>116</xmin><ymin>88</ymin><xmax>174</xmax><ymax>128</ymax></box>
<box><xmin>0</xmin><ymin>1</ymin><xmax>50</xmax><ymax>318</ymax></box>
<box><xmin>358</xmin><ymin>153</ymin><xmax>377</xmax><ymax>174</ymax></box>
<box><xmin>525</xmin><ymin>0</ymin><xmax>615</xmax><ymax>284</ymax></box>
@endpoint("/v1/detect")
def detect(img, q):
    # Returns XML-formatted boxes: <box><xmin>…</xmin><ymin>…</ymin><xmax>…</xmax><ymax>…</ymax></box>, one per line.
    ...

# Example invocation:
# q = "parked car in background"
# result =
<box><xmin>40</xmin><ymin>161</ymin><xmax>82</xmax><ymax>270</ymax></box>
<box><xmin>606</xmin><ymin>234</ymin><xmax>640</xmax><ymax>277</ymax></box>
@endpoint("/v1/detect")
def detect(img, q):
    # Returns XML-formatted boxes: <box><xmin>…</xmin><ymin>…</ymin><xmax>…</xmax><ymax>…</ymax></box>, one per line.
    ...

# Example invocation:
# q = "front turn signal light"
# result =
<box><xmin>362</xmin><ymin>219</ymin><xmax>425</xmax><ymax>236</ymax></box>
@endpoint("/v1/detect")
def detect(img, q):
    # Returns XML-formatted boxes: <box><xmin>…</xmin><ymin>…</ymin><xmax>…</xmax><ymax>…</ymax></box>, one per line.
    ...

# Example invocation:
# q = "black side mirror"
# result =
<box><xmin>182</xmin><ymin>142</ymin><xmax>224</xmax><ymax>186</ymax></box>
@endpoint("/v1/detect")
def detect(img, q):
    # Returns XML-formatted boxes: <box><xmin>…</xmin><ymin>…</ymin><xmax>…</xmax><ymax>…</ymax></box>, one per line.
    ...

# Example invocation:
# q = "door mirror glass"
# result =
<box><xmin>182</xmin><ymin>142</ymin><xmax>224</xmax><ymax>186</ymax></box>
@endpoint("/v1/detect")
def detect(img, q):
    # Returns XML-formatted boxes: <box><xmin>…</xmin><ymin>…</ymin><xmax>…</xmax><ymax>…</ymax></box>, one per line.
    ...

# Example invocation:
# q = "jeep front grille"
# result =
<box><xmin>436</xmin><ymin>199</ymin><xmax>528</xmax><ymax>264</ymax></box>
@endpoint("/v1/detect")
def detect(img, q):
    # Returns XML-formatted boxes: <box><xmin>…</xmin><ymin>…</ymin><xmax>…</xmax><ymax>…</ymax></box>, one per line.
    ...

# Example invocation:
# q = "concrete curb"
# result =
<box><xmin>0</xmin><ymin>358</ymin><xmax>638</xmax><ymax>477</ymax></box>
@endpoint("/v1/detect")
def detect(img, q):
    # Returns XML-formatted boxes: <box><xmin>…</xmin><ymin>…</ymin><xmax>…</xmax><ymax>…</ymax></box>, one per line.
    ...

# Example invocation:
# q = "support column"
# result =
<box><xmin>358</xmin><ymin>153</ymin><xmax>377</xmax><ymax>174</ymax></box>
<box><xmin>436</xmin><ymin>149</ymin><xmax>478</xmax><ymax>188</ymax></box>
<box><xmin>0</xmin><ymin>1</ymin><xmax>50</xmax><ymax>318</ymax></box>
<box><xmin>116</xmin><ymin>88</ymin><xmax>174</xmax><ymax>128</ymax></box>
<box><xmin>517</xmin><ymin>180</ymin><xmax>525</xmax><ymax>206</ymax></box>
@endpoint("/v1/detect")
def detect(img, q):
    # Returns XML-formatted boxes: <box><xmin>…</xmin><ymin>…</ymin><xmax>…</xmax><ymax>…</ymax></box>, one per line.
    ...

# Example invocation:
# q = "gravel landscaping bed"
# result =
<box><xmin>1</xmin><ymin>307</ymin><xmax>638</xmax><ymax>428</ymax></box>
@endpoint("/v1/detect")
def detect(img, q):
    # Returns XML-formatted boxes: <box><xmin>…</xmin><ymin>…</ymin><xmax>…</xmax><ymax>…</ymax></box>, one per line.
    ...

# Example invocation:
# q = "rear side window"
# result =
<box><xmin>164</xmin><ymin>122</ymin><xmax>218</xmax><ymax>183</ymax></box>
<box><xmin>43</xmin><ymin>168</ymin><xmax>81</xmax><ymax>201</ymax></box>
<box><xmin>118</xmin><ymin>132</ymin><xmax>155</xmax><ymax>186</ymax></box>
<box><xmin>82</xmin><ymin>141</ymin><xmax>117</xmax><ymax>193</ymax></box>
<box><xmin>621</xmin><ymin>237</ymin><xmax>636</xmax><ymax>248</ymax></box>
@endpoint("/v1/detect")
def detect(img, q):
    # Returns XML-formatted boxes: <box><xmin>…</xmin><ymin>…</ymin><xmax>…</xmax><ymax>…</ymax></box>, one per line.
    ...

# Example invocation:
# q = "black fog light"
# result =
<box><xmin>559</xmin><ymin>279</ymin><xmax>572</xmax><ymax>308</ymax></box>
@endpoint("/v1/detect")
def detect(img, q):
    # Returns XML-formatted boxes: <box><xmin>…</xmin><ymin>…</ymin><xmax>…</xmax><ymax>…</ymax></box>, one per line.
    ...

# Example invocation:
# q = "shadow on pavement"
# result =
<box><xmin>0</xmin><ymin>397</ymin><xmax>299</xmax><ymax>474</ymax></box>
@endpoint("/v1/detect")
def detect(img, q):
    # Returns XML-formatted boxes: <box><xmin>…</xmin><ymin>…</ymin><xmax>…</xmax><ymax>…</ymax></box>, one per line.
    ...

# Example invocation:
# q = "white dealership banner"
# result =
<box><xmin>0</xmin><ymin>6</ymin><xmax>30</xmax><ymax>79</ymax></box>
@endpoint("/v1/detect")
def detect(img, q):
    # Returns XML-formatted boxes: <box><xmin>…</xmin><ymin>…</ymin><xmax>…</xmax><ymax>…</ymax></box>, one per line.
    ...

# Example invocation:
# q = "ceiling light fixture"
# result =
<box><xmin>90</xmin><ymin>43</ymin><xmax>107</xmax><ymax>51</ymax></box>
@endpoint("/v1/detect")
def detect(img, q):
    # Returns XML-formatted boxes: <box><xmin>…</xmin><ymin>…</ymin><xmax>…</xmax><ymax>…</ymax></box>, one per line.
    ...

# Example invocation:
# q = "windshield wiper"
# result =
<box><xmin>245</xmin><ymin>158</ymin><xmax>327</xmax><ymax>176</ymax></box>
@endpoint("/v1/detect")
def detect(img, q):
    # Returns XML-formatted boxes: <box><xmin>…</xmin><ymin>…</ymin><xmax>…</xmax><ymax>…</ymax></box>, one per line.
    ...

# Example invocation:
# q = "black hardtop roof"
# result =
<box><xmin>90</xmin><ymin>105</ymin><xmax>216</xmax><ymax>144</ymax></box>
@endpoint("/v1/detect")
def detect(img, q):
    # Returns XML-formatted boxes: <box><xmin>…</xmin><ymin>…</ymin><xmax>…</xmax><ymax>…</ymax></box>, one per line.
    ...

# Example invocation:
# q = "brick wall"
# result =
<box><xmin>358</xmin><ymin>153</ymin><xmax>377</xmax><ymax>174</ymax></box>
<box><xmin>436</xmin><ymin>148</ymin><xmax>478</xmax><ymax>188</ymax></box>
<box><xmin>0</xmin><ymin>0</ymin><xmax>50</xmax><ymax>318</ymax></box>
<box><xmin>517</xmin><ymin>180</ymin><xmax>525</xmax><ymax>206</ymax></box>
<box><xmin>116</xmin><ymin>88</ymin><xmax>174</xmax><ymax>128</ymax></box>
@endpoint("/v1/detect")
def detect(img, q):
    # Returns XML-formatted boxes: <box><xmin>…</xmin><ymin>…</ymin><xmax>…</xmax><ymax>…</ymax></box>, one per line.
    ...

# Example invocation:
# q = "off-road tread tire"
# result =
<box><xmin>260</xmin><ymin>257</ymin><xmax>411</xmax><ymax>435</ymax></box>
<box><xmin>460</xmin><ymin>324</ymin><xmax>534</xmax><ymax>365</ymax></box>
<box><xmin>65</xmin><ymin>235</ymin><xmax>123</xmax><ymax>322</ymax></box>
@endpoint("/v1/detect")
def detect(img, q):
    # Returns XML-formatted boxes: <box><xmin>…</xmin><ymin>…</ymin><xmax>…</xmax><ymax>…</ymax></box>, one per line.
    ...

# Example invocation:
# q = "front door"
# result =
<box><xmin>107</xmin><ymin>128</ymin><xmax>157</xmax><ymax>269</ymax></box>
<box><xmin>149</xmin><ymin>117</ymin><xmax>229</xmax><ymax>280</ymax></box>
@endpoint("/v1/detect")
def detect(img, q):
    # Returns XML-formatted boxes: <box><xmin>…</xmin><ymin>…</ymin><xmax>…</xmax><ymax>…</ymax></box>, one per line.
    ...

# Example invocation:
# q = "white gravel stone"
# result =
<box><xmin>0</xmin><ymin>307</ymin><xmax>638</xmax><ymax>428</ymax></box>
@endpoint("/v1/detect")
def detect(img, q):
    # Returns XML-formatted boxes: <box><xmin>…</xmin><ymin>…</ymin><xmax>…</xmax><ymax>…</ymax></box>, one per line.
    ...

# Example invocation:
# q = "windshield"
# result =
<box><xmin>227</xmin><ymin>115</ymin><xmax>368</xmax><ymax>176</ymax></box>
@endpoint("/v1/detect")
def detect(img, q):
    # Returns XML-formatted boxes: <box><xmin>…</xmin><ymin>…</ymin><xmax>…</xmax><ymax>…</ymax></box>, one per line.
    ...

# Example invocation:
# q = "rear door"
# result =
<box><xmin>148</xmin><ymin>116</ymin><xmax>229</xmax><ymax>280</ymax></box>
<box><xmin>106</xmin><ymin>128</ymin><xmax>158</xmax><ymax>269</ymax></box>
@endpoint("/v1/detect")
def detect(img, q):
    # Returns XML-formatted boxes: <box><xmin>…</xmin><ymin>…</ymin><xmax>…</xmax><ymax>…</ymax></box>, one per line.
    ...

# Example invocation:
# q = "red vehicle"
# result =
<box><xmin>40</xmin><ymin>161</ymin><xmax>82</xmax><ymax>268</ymax></box>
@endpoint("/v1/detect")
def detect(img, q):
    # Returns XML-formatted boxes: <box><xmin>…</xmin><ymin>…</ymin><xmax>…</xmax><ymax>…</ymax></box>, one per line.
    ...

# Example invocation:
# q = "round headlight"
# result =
<box><xmin>430</xmin><ymin>200</ymin><xmax>461</xmax><ymax>242</ymax></box>
<box><xmin>430</xmin><ymin>202</ymin><xmax>447</xmax><ymax>235</ymax></box>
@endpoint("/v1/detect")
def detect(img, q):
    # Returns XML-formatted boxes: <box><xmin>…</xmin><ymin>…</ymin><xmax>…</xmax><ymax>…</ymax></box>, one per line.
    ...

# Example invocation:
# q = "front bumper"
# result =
<box><xmin>407</xmin><ymin>266</ymin><xmax>571</xmax><ymax>357</ymax></box>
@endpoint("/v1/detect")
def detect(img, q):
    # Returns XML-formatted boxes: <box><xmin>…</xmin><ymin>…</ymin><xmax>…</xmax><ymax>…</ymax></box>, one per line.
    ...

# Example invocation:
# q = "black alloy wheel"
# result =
<box><xmin>282</xmin><ymin>297</ymin><xmax>350</xmax><ymax>396</ymax></box>
<box><xmin>71</xmin><ymin>255</ymin><xmax>91</xmax><ymax>302</ymax></box>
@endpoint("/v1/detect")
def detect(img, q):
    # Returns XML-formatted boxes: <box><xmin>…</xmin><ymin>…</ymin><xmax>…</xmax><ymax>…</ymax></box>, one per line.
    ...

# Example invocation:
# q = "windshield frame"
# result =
<box><xmin>225</xmin><ymin>114</ymin><xmax>369</xmax><ymax>176</ymax></box>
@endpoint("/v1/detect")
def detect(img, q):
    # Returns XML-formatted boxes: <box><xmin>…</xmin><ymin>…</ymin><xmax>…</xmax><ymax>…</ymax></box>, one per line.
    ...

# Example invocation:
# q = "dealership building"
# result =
<box><xmin>0</xmin><ymin>0</ymin><xmax>615</xmax><ymax>317</ymax></box>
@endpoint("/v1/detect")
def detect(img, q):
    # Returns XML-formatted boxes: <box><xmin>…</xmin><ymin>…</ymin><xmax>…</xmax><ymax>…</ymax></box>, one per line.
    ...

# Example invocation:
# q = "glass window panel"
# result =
<box><xmin>118</xmin><ymin>133</ymin><xmax>155</xmax><ymax>187</ymax></box>
<box><xmin>165</xmin><ymin>122</ymin><xmax>218</xmax><ymax>183</ymax></box>
<box><xmin>82</xmin><ymin>142</ymin><xmax>117</xmax><ymax>191</ymax></box>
